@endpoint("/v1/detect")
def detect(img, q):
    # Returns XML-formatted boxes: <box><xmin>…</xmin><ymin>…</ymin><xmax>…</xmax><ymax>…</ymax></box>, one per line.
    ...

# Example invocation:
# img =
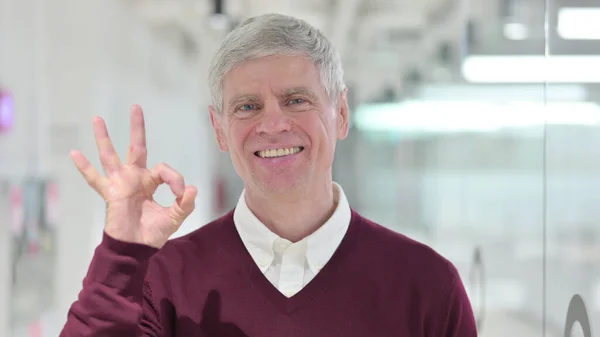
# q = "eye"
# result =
<box><xmin>288</xmin><ymin>98</ymin><xmax>306</xmax><ymax>105</ymax></box>
<box><xmin>239</xmin><ymin>103</ymin><xmax>258</xmax><ymax>111</ymax></box>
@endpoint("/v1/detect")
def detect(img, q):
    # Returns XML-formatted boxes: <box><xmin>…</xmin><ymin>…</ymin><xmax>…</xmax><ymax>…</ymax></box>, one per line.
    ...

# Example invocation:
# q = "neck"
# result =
<box><xmin>244</xmin><ymin>181</ymin><xmax>337</xmax><ymax>242</ymax></box>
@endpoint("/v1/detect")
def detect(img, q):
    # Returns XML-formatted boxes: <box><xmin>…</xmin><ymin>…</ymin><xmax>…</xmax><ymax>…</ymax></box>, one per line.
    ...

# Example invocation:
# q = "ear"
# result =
<box><xmin>336</xmin><ymin>88</ymin><xmax>350</xmax><ymax>140</ymax></box>
<box><xmin>209</xmin><ymin>105</ymin><xmax>229</xmax><ymax>152</ymax></box>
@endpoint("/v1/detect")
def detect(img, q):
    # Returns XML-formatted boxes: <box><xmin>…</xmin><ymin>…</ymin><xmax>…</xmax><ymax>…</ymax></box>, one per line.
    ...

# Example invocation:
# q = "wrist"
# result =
<box><xmin>102</xmin><ymin>231</ymin><xmax>160</xmax><ymax>258</ymax></box>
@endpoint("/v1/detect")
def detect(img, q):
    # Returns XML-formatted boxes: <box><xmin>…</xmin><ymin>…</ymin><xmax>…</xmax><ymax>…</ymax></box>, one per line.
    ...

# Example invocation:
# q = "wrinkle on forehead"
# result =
<box><xmin>222</xmin><ymin>55</ymin><xmax>329</xmax><ymax>109</ymax></box>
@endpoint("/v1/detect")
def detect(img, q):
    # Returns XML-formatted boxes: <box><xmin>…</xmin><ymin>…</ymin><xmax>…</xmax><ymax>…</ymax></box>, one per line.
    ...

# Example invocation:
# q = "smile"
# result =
<box><xmin>255</xmin><ymin>146</ymin><xmax>304</xmax><ymax>158</ymax></box>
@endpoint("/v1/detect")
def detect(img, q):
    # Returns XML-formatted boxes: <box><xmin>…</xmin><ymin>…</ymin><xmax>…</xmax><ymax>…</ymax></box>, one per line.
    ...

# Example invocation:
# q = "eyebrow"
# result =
<box><xmin>228</xmin><ymin>94</ymin><xmax>259</xmax><ymax>107</ymax></box>
<box><xmin>227</xmin><ymin>87</ymin><xmax>319</xmax><ymax>108</ymax></box>
<box><xmin>280</xmin><ymin>87</ymin><xmax>318</xmax><ymax>100</ymax></box>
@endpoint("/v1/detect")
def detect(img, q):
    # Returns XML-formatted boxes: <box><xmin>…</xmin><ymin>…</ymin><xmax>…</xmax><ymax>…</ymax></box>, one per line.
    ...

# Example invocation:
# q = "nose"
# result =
<box><xmin>255</xmin><ymin>100</ymin><xmax>292</xmax><ymax>135</ymax></box>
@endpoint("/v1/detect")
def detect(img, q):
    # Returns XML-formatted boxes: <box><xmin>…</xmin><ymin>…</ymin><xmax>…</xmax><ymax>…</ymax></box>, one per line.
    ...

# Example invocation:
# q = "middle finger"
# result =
<box><xmin>93</xmin><ymin>116</ymin><xmax>122</xmax><ymax>174</ymax></box>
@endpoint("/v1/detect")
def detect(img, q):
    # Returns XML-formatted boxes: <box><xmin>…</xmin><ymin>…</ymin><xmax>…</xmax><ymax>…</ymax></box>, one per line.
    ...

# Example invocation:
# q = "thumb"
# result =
<box><xmin>170</xmin><ymin>185</ymin><xmax>197</xmax><ymax>223</ymax></box>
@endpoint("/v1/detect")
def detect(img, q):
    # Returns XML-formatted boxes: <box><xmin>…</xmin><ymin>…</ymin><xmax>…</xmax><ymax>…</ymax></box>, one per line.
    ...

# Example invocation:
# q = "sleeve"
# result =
<box><xmin>59</xmin><ymin>232</ymin><xmax>163</xmax><ymax>337</ymax></box>
<box><xmin>428</xmin><ymin>271</ymin><xmax>479</xmax><ymax>337</ymax></box>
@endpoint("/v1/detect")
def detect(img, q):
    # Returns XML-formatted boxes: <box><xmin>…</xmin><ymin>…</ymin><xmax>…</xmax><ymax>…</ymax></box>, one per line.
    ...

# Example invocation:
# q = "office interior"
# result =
<box><xmin>1</xmin><ymin>0</ymin><xmax>600</xmax><ymax>336</ymax></box>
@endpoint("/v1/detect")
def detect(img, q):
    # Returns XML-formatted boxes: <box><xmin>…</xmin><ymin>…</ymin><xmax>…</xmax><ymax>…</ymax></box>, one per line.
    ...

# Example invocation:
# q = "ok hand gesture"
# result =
<box><xmin>70</xmin><ymin>105</ymin><xmax>197</xmax><ymax>249</ymax></box>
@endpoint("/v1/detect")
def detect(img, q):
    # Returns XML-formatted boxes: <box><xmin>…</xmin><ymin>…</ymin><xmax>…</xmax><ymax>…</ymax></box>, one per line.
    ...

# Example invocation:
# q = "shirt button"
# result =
<box><xmin>274</xmin><ymin>240</ymin><xmax>290</xmax><ymax>252</ymax></box>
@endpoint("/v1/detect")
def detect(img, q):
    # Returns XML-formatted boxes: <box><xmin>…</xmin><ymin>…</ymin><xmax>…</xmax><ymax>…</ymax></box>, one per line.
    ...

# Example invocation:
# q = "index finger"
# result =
<box><xmin>127</xmin><ymin>104</ymin><xmax>148</xmax><ymax>167</ymax></box>
<box><xmin>150</xmin><ymin>163</ymin><xmax>185</xmax><ymax>198</ymax></box>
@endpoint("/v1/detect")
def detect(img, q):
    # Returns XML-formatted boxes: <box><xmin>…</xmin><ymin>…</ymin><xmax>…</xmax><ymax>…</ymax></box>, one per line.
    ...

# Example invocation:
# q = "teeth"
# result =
<box><xmin>257</xmin><ymin>147</ymin><xmax>302</xmax><ymax>158</ymax></box>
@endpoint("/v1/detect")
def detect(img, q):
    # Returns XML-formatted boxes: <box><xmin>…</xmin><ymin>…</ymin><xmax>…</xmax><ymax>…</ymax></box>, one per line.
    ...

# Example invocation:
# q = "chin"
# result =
<box><xmin>253</xmin><ymin>174</ymin><xmax>309</xmax><ymax>196</ymax></box>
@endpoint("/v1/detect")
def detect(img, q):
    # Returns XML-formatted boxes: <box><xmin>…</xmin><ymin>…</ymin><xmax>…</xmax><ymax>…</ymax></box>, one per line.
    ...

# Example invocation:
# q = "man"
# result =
<box><xmin>60</xmin><ymin>13</ymin><xmax>477</xmax><ymax>337</ymax></box>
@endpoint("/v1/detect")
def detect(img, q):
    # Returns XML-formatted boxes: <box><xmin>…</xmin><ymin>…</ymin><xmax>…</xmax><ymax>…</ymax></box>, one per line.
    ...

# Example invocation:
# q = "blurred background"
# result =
<box><xmin>0</xmin><ymin>0</ymin><xmax>599</xmax><ymax>336</ymax></box>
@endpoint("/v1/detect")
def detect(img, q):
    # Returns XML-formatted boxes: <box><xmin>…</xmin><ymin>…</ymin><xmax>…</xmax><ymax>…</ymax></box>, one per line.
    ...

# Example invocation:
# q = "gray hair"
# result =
<box><xmin>208</xmin><ymin>13</ymin><xmax>345</xmax><ymax>113</ymax></box>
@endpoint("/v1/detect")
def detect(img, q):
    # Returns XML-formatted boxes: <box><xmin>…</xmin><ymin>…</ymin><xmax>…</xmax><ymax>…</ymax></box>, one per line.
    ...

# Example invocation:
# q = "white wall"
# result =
<box><xmin>0</xmin><ymin>0</ymin><xmax>216</xmax><ymax>335</ymax></box>
<box><xmin>0</xmin><ymin>0</ymin><xmax>43</xmax><ymax>179</ymax></box>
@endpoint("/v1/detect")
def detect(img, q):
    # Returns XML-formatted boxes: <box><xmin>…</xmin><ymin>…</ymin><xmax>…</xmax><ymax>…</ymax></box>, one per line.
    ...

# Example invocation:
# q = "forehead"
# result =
<box><xmin>222</xmin><ymin>55</ymin><xmax>325</xmax><ymax>99</ymax></box>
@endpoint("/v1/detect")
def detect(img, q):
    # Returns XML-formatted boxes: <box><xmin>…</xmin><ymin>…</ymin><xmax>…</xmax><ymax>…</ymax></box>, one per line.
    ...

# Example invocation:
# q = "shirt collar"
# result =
<box><xmin>233</xmin><ymin>183</ymin><xmax>352</xmax><ymax>274</ymax></box>
<box><xmin>305</xmin><ymin>183</ymin><xmax>351</xmax><ymax>274</ymax></box>
<box><xmin>233</xmin><ymin>192</ymin><xmax>278</xmax><ymax>272</ymax></box>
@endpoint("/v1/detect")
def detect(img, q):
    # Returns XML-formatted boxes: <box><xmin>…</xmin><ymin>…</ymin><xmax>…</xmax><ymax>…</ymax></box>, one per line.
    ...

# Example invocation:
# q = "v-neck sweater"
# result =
<box><xmin>59</xmin><ymin>210</ymin><xmax>477</xmax><ymax>337</ymax></box>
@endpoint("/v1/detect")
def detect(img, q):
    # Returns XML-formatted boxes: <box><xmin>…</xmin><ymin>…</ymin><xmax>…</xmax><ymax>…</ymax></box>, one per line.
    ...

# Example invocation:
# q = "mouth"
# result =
<box><xmin>254</xmin><ymin>146</ymin><xmax>304</xmax><ymax>158</ymax></box>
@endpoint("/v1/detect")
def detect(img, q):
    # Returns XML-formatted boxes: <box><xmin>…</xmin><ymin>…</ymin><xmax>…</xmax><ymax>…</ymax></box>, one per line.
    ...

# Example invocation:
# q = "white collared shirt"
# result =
<box><xmin>233</xmin><ymin>183</ymin><xmax>351</xmax><ymax>298</ymax></box>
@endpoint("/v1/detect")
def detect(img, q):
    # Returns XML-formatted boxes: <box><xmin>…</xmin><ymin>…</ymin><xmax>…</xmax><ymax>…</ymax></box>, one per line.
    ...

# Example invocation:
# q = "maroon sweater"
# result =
<box><xmin>59</xmin><ymin>210</ymin><xmax>477</xmax><ymax>337</ymax></box>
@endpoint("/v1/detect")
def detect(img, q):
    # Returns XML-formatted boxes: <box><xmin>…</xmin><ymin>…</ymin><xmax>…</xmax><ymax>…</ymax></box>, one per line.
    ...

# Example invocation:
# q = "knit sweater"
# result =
<box><xmin>59</xmin><ymin>210</ymin><xmax>477</xmax><ymax>337</ymax></box>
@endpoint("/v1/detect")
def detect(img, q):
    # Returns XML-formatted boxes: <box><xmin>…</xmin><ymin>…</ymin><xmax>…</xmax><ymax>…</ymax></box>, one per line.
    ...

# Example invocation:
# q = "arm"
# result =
<box><xmin>428</xmin><ymin>274</ymin><xmax>478</xmax><ymax>337</ymax></box>
<box><xmin>59</xmin><ymin>233</ymin><xmax>162</xmax><ymax>337</ymax></box>
<box><xmin>62</xmin><ymin>106</ymin><xmax>196</xmax><ymax>335</ymax></box>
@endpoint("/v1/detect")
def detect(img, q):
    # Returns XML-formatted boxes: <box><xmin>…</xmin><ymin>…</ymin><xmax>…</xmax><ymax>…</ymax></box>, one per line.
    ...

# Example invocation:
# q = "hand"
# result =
<box><xmin>70</xmin><ymin>105</ymin><xmax>197</xmax><ymax>249</ymax></box>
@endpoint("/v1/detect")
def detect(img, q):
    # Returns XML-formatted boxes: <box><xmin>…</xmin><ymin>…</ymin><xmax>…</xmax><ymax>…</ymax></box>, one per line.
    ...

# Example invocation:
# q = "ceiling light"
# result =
<box><xmin>558</xmin><ymin>7</ymin><xmax>600</xmax><ymax>40</ymax></box>
<box><xmin>417</xmin><ymin>84</ymin><xmax>587</xmax><ymax>102</ymax></box>
<box><xmin>462</xmin><ymin>55</ymin><xmax>600</xmax><ymax>83</ymax></box>
<box><xmin>354</xmin><ymin>101</ymin><xmax>600</xmax><ymax>133</ymax></box>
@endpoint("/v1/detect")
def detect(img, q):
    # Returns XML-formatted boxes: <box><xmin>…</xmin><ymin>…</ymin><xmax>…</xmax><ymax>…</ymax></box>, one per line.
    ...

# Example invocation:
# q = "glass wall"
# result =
<box><xmin>545</xmin><ymin>1</ymin><xmax>600</xmax><ymax>336</ymax></box>
<box><xmin>331</xmin><ymin>0</ymin><xmax>598</xmax><ymax>336</ymax></box>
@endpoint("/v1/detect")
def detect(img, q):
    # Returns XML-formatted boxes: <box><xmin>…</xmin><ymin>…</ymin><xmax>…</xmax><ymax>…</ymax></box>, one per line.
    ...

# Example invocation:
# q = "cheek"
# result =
<box><xmin>229</xmin><ymin>123</ymin><xmax>254</xmax><ymax>154</ymax></box>
<box><xmin>300</xmin><ymin>117</ymin><xmax>336</xmax><ymax>155</ymax></box>
<box><xmin>297</xmin><ymin>113</ymin><xmax>330</xmax><ymax>134</ymax></box>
